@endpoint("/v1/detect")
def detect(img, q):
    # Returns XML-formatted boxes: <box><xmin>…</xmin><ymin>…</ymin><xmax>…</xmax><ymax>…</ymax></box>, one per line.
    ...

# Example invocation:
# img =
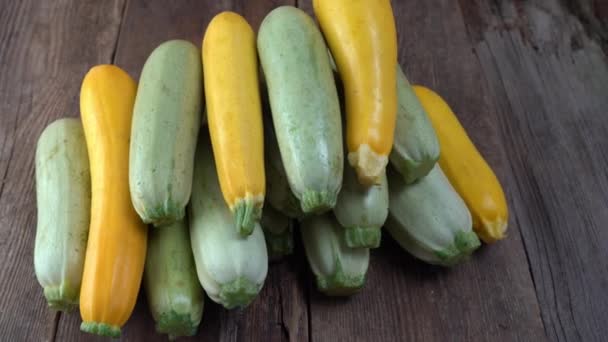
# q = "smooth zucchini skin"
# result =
<box><xmin>386</xmin><ymin>165</ymin><xmax>480</xmax><ymax>266</ymax></box>
<box><xmin>144</xmin><ymin>219</ymin><xmax>204</xmax><ymax>339</ymax></box>
<box><xmin>264</xmin><ymin>113</ymin><xmax>305</xmax><ymax>219</ymax></box>
<box><xmin>130</xmin><ymin>40</ymin><xmax>203</xmax><ymax>227</ymax></box>
<box><xmin>189</xmin><ymin>134</ymin><xmax>268</xmax><ymax>309</ymax></box>
<box><xmin>389</xmin><ymin>65</ymin><xmax>440</xmax><ymax>184</ymax></box>
<box><xmin>333</xmin><ymin>164</ymin><xmax>388</xmax><ymax>249</ymax></box>
<box><xmin>34</xmin><ymin>118</ymin><xmax>90</xmax><ymax>311</ymax></box>
<box><xmin>258</xmin><ymin>6</ymin><xmax>343</xmax><ymax>214</ymax></box>
<box><xmin>300</xmin><ymin>213</ymin><xmax>369</xmax><ymax>296</ymax></box>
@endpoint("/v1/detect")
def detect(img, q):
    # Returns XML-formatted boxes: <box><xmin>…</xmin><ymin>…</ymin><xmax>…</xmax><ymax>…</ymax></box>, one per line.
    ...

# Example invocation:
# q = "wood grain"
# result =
<box><xmin>51</xmin><ymin>1</ymin><xmax>307</xmax><ymax>341</ymax></box>
<box><xmin>299</xmin><ymin>0</ymin><xmax>547</xmax><ymax>341</ymax></box>
<box><xmin>459</xmin><ymin>1</ymin><xmax>608</xmax><ymax>341</ymax></box>
<box><xmin>0</xmin><ymin>0</ymin><xmax>125</xmax><ymax>341</ymax></box>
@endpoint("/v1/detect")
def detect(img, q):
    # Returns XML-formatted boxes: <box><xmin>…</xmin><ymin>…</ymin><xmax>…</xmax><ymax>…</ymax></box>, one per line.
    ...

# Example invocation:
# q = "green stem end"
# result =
<box><xmin>300</xmin><ymin>190</ymin><xmax>337</xmax><ymax>215</ymax></box>
<box><xmin>344</xmin><ymin>226</ymin><xmax>381</xmax><ymax>249</ymax></box>
<box><xmin>219</xmin><ymin>277</ymin><xmax>261</xmax><ymax>309</ymax></box>
<box><xmin>234</xmin><ymin>200</ymin><xmax>262</xmax><ymax>236</ymax></box>
<box><xmin>80</xmin><ymin>322</ymin><xmax>121</xmax><ymax>338</ymax></box>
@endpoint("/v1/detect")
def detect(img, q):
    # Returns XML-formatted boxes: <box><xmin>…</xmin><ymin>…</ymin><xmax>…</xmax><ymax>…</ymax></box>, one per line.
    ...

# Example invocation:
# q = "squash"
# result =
<box><xmin>144</xmin><ymin>219</ymin><xmax>204</xmax><ymax>339</ymax></box>
<box><xmin>202</xmin><ymin>12</ymin><xmax>265</xmax><ymax>236</ymax></box>
<box><xmin>300</xmin><ymin>213</ymin><xmax>369</xmax><ymax>296</ymax></box>
<box><xmin>389</xmin><ymin>65</ymin><xmax>440</xmax><ymax>184</ymax></box>
<box><xmin>258</xmin><ymin>6</ymin><xmax>343</xmax><ymax>214</ymax></box>
<box><xmin>79</xmin><ymin>65</ymin><xmax>148</xmax><ymax>337</ymax></box>
<box><xmin>34</xmin><ymin>118</ymin><xmax>90</xmax><ymax>311</ymax></box>
<box><xmin>260</xmin><ymin>205</ymin><xmax>293</xmax><ymax>260</ymax></box>
<box><xmin>189</xmin><ymin>133</ymin><xmax>268</xmax><ymax>309</ymax></box>
<box><xmin>386</xmin><ymin>165</ymin><xmax>480</xmax><ymax>266</ymax></box>
<box><xmin>413</xmin><ymin>86</ymin><xmax>508</xmax><ymax>243</ymax></box>
<box><xmin>313</xmin><ymin>0</ymin><xmax>398</xmax><ymax>185</ymax></box>
<box><xmin>129</xmin><ymin>40</ymin><xmax>203</xmax><ymax>227</ymax></box>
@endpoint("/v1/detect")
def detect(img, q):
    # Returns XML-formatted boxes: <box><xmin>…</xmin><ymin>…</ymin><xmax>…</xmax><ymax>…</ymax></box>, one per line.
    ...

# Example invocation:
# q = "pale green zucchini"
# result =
<box><xmin>333</xmin><ymin>163</ymin><xmax>388</xmax><ymax>249</ymax></box>
<box><xmin>389</xmin><ymin>64</ymin><xmax>440</xmax><ymax>184</ymax></box>
<box><xmin>144</xmin><ymin>219</ymin><xmax>204</xmax><ymax>339</ymax></box>
<box><xmin>260</xmin><ymin>205</ymin><xmax>293</xmax><ymax>260</ymax></box>
<box><xmin>130</xmin><ymin>39</ymin><xmax>203</xmax><ymax>226</ymax></box>
<box><xmin>34</xmin><ymin>118</ymin><xmax>90</xmax><ymax>311</ymax></box>
<box><xmin>264</xmin><ymin>115</ymin><xmax>304</xmax><ymax>219</ymax></box>
<box><xmin>300</xmin><ymin>214</ymin><xmax>369</xmax><ymax>296</ymax></box>
<box><xmin>386</xmin><ymin>165</ymin><xmax>480</xmax><ymax>266</ymax></box>
<box><xmin>258</xmin><ymin>6</ymin><xmax>343</xmax><ymax>214</ymax></box>
<box><xmin>189</xmin><ymin>134</ymin><xmax>268</xmax><ymax>309</ymax></box>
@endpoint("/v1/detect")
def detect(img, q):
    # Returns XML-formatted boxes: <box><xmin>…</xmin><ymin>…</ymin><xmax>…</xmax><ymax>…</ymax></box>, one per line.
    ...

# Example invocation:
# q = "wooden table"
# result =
<box><xmin>1</xmin><ymin>0</ymin><xmax>607</xmax><ymax>341</ymax></box>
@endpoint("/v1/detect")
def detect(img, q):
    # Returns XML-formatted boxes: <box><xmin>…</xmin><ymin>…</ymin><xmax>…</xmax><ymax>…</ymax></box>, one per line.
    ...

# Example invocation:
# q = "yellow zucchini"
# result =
<box><xmin>202</xmin><ymin>12</ymin><xmax>265</xmax><ymax>236</ymax></box>
<box><xmin>79</xmin><ymin>65</ymin><xmax>148</xmax><ymax>338</ymax></box>
<box><xmin>413</xmin><ymin>86</ymin><xmax>508</xmax><ymax>243</ymax></box>
<box><xmin>314</xmin><ymin>0</ymin><xmax>398</xmax><ymax>185</ymax></box>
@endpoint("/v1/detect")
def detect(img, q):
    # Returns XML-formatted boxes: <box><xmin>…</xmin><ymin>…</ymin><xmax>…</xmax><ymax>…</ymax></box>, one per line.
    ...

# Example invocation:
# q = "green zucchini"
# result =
<box><xmin>130</xmin><ymin>40</ymin><xmax>203</xmax><ymax>226</ymax></box>
<box><xmin>189</xmin><ymin>134</ymin><xmax>268</xmax><ymax>309</ymax></box>
<box><xmin>333</xmin><ymin>163</ymin><xmax>388</xmax><ymax>249</ymax></box>
<box><xmin>258</xmin><ymin>6</ymin><xmax>343</xmax><ymax>214</ymax></box>
<box><xmin>386</xmin><ymin>165</ymin><xmax>480</xmax><ymax>266</ymax></box>
<box><xmin>300</xmin><ymin>213</ymin><xmax>369</xmax><ymax>296</ymax></box>
<box><xmin>144</xmin><ymin>219</ymin><xmax>204</xmax><ymax>339</ymax></box>
<box><xmin>260</xmin><ymin>206</ymin><xmax>293</xmax><ymax>260</ymax></box>
<box><xmin>389</xmin><ymin>64</ymin><xmax>440</xmax><ymax>184</ymax></box>
<box><xmin>264</xmin><ymin>115</ymin><xmax>304</xmax><ymax>219</ymax></box>
<box><xmin>34</xmin><ymin>118</ymin><xmax>90</xmax><ymax>311</ymax></box>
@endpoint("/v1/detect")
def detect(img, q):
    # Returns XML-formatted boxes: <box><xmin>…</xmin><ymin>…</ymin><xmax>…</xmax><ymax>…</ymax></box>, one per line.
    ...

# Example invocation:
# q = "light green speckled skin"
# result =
<box><xmin>264</xmin><ymin>117</ymin><xmax>305</xmax><ymax>219</ymax></box>
<box><xmin>144</xmin><ymin>219</ymin><xmax>204</xmax><ymax>338</ymax></box>
<box><xmin>260</xmin><ymin>205</ymin><xmax>294</xmax><ymax>260</ymax></box>
<box><xmin>333</xmin><ymin>157</ymin><xmax>388</xmax><ymax>248</ymax></box>
<box><xmin>386</xmin><ymin>165</ymin><xmax>480</xmax><ymax>266</ymax></box>
<box><xmin>300</xmin><ymin>214</ymin><xmax>369</xmax><ymax>296</ymax></box>
<box><xmin>34</xmin><ymin>118</ymin><xmax>90</xmax><ymax>311</ymax></box>
<box><xmin>189</xmin><ymin>134</ymin><xmax>268</xmax><ymax>309</ymax></box>
<box><xmin>390</xmin><ymin>65</ymin><xmax>440</xmax><ymax>184</ymax></box>
<box><xmin>130</xmin><ymin>40</ymin><xmax>203</xmax><ymax>227</ymax></box>
<box><xmin>258</xmin><ymin>6</ymin><xmax>343</xmax><ymax>214</ymax></box>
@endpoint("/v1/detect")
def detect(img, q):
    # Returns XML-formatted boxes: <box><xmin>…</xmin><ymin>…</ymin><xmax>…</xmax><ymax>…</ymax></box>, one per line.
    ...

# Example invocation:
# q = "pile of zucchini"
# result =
<box><xmin>33</xmin><ymin>2</ymin><xmax>509</xmax><ymax>339</ymax></box>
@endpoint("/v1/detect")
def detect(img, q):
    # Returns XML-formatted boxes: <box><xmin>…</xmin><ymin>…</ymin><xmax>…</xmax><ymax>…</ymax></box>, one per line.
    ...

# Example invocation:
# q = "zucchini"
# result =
<box><xmin>389</xmin><ymin>65</ymin><xmax>440</xmax><ymax>184</ymax></box>
<box><xmin>258</xmin><ymin>6</ymin><xmax>343</xmax><ymax>214</ymax></box>
<box><xmin>333</xmin><ymin>163</ymin><xmax>388</xmax><ymax>249</ymax></box>
<box><xmin>300</xmin><ymin>213</ymin><xmax>369</xmax><ymax>296</ymax></box>
<box><xmin>130</xmin><ymin>40</ymin><xmax>203</xmax><ymax>227</ymax></box>
<box><xmin>260</xmin><ymin>205</ymin><xmax>293</xmax><ymax>260</ymax></box>
<box><xmin>144</xmin><ymin>219</ymin><xmax>204</xmax><ymax>339</ymax></box>
<box><xmin>264</xmin><ymin>114</ymin><xmax>304</xmax><ymax>219</ymax></box>
<box><xmin>386</xmin><ymin>165</ymin><xmax>480</xmax><ymax>266</ymax></box>
<box><xmin>189</xmin><ymin>134</ymin><xmax>268</xmax><ymax>309</ymax></box>
<box><xmin>34</xmin><ymin>118</ymin><xmax>90</xmax><ymax>311</ymax></box>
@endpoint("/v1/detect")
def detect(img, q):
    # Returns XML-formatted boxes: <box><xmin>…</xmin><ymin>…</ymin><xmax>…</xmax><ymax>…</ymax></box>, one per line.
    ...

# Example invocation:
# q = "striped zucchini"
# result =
<box><xmin>300</xmin><ymin>213</ymin><xmax>369</xmax><ymax>296</ymax></box>
<box><xmin>258</xmin><ymin>6</ymin><xmax>343</xmax><ymax>214</ymax></box>
<box><xmin>260</xmin><ymin>205</ymin><xmax>293</xmax><ymax>260</ymax></box>
<box><xmin>333</xmin><ymin>162</ymin><xmax>388</xmax><ymax>249</ymax></box>
<box><xmin>130</xmin><ymin>40</ymin><xmax>202</xmax><ymax>227</ymax></box>
<box><xmin>144</xmin><ymin>219</ymin><xmax>204</xmax><ymax>339</ymax></box>
<box><xmin>386</xmin><ymin>165</ymin><xmax>480</xmax><ymax>266</ymax></box>
<box><xmin>389</xmin><ymin>65</ymin><xmax>440</xmax><ymax>184</ymax></box>
<box><xmin>189</xmin><ymin>134</ymin><xmax>268</xmax><ymax>309</ymax></box>
<box><xmin>34</xmin><ymin>118</ymin><xmax>90</xmax><ymax>311</ymax></box>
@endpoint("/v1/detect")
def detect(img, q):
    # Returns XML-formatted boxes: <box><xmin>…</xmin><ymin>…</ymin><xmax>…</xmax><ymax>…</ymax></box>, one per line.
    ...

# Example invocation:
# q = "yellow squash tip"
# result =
<box><xmin>477</xmin><ymin>218</ymin><xmax>508</xmax><ymax>244</ymax></box>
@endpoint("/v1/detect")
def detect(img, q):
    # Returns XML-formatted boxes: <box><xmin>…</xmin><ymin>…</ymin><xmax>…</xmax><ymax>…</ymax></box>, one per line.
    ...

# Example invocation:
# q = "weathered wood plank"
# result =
<box><xmin>0</xmin><ymin>0</ymin><xmax>125</xmax><ymax>340</ymax></box>
<box><xmin>459</xmin><ymin>1</ymin><xmax>608</xmax><ymax>341</ymax></box>
<box><xmin>299</xmin><ymin>0</ymin><xmax>547</xmax><ymax>341</ymax></box>
<box><xmin>53</xmin><ymin>1</ymin><xmax>307</xmax><ymax>341</ymax></box>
